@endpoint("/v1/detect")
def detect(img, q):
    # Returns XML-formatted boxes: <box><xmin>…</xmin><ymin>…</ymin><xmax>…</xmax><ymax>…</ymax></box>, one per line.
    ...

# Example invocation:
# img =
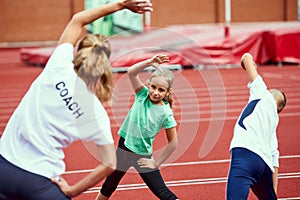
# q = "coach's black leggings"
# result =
<box><xmin>101</xmin><ymin>137</ymin><xmax>178</xmax><ymax>200</ymax></box>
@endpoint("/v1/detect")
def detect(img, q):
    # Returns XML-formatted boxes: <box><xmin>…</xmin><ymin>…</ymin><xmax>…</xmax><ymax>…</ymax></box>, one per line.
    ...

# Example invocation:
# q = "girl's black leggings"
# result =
<box><xmin>100</xmin><ymin>137</ymin><xmax>178</xmax><ymax>200</ymax></box>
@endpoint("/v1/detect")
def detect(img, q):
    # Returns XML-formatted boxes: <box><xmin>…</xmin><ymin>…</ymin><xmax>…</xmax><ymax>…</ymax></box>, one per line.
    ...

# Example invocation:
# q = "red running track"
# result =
<box><xmin>0</xmin><ymin>48</ymin><xmax>300</xmax><ymax>200</ymax></box>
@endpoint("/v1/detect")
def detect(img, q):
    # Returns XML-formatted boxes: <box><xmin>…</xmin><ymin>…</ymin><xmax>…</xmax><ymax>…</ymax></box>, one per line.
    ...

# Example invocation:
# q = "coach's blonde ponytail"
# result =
<box><xmin>73</xmin><ymin>34</ymin><xmax>113</xmax><ymax>103</ymax></box>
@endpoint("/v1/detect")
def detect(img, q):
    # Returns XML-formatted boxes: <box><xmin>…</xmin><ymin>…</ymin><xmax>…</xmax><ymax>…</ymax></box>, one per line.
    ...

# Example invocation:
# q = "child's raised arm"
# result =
<box><xmin>240</xmin><ymin>53</ymin><xmax>258</xmax><ymax>82</ymax></box>
<box><xmin>127</xmin><ymin>54</ymin><xmax>170</xmax><ymax>93</ymax></box>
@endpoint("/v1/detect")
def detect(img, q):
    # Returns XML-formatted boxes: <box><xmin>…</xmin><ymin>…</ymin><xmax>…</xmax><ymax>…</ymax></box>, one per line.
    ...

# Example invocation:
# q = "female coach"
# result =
<box><xmin>0</xmin><ymin>1</ymin><xmax>152</xmax><ymax>199</ymax></box>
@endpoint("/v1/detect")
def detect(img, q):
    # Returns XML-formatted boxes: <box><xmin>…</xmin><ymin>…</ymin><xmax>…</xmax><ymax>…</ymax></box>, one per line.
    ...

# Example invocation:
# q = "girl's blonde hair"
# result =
<box><xmin>149</xmin><ymin>68</ymin><xmax>174</xmax><ymax>108</ymax></box>
<box><xmin>73</xmin><ymin>34</ymin><xmax>114</xmax><ymax>104</ymax></box>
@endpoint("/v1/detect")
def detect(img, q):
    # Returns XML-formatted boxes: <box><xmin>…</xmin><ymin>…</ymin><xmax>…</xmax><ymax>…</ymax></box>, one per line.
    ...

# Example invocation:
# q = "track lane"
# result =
<box><xmin>0</xmin><ymin>49</ymin><xmax>299</xmax><ymax>199</ymax></box>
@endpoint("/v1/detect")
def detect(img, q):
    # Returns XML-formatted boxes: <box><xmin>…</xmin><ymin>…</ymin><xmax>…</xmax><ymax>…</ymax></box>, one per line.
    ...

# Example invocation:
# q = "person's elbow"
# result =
<box><xmin>97</xmin><ymin>144</ymin><xmax>117</xmax><ymax>171</ymax></box>
<box><xmin>109</xmin><ymin>159</ymin><xmax>117</xmax><ymax>171</ymax></box>
<box><xmin>174</xmin><ymin>138</ymin><xmax>179</xmax><ymax>149</ymax></box>
<box><xmin>69</xmin><ymin>12</ymin><xmax>87</xmax><ymax>27</ymax></box>
<box><xmin>127</xmin><ymin>67</ymin><xmax>136</xmax><ymax>78</ymax></box>
<box><xmin>103</xmin><ymin>154</ymin><xmax>117</xmax><ymax>171</ymax></box>
<box><xmin>99</xmin><ymin>159</ymin><xmax>116</xmax><ymax>178</ymax></box>
<box><xmin>170</xmin><ymin>137</ymin><xmax>178</xmax><ymax>150</ymax></box>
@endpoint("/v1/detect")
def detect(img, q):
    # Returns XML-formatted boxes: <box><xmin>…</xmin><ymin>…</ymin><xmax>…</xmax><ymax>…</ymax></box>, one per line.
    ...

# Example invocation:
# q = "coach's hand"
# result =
<box><xmin>121</xmin><ymin>0</ymin><xmax>153</xmax><ymax>14</ymax></box>
<box><xmin>51</xmin><ymin>176</ymin><xmax>73</xmax><ymax>197</ymax></box>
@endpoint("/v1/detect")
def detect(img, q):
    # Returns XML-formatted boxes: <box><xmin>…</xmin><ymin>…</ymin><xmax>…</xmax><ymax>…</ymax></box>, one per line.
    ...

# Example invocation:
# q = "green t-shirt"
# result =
<box><xmin>118</xmin><ymin>86</ymin><xmax>177</xmax><ymax>155</ymax></box>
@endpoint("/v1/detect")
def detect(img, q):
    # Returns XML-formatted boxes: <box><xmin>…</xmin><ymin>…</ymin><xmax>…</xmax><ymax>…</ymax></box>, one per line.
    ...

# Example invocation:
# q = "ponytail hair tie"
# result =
<box><xmin>93</xmin><ymin>44</ymin><xmax>111</xmax><ymax>58</ymax></box>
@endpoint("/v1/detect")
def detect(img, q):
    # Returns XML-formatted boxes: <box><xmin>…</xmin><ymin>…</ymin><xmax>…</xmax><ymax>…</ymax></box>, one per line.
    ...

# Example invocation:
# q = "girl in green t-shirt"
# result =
<box><xmin>97</xmin><ymin>55</ymin><xmax>179</xmax><ymax>200</ymax></box>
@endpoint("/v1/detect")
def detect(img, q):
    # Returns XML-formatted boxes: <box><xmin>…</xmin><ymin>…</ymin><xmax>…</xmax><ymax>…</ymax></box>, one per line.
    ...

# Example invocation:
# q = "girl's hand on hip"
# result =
<box><xmin>137</xmin><ymin>158</ymin><xmax>158</xmax><ymax>169</ymax></box>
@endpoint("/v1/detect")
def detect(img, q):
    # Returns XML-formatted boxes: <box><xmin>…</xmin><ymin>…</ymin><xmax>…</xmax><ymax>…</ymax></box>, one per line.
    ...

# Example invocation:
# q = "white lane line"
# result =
<box><xmin>83</xmin><ymin>172</ymin><xmax>300</xmax><ymax>193</ymax></box>
<box><xmin>63</xmin><ymin>155</ymin><xmax>300</xmax><ymax>175</ymax></box>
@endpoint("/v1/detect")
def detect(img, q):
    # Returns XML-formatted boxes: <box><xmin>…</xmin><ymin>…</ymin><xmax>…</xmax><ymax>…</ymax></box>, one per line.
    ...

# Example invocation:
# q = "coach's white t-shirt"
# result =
<box><xmin>230</xmin><ymin>75</ymin><xmax>279</xmax><ymax>172</ymax></box>
<box><xmin>0</xmin><ymin>43</ymin><xmax>114</xmax><ymax>179</ymax></box>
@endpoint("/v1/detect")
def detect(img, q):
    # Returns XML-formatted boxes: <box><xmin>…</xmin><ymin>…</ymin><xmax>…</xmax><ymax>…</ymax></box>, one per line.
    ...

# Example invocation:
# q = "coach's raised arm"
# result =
<box><xmin>0</xmin><ymin>0</ymin><xmax>152</xmax><ymax>199</ymax></box>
